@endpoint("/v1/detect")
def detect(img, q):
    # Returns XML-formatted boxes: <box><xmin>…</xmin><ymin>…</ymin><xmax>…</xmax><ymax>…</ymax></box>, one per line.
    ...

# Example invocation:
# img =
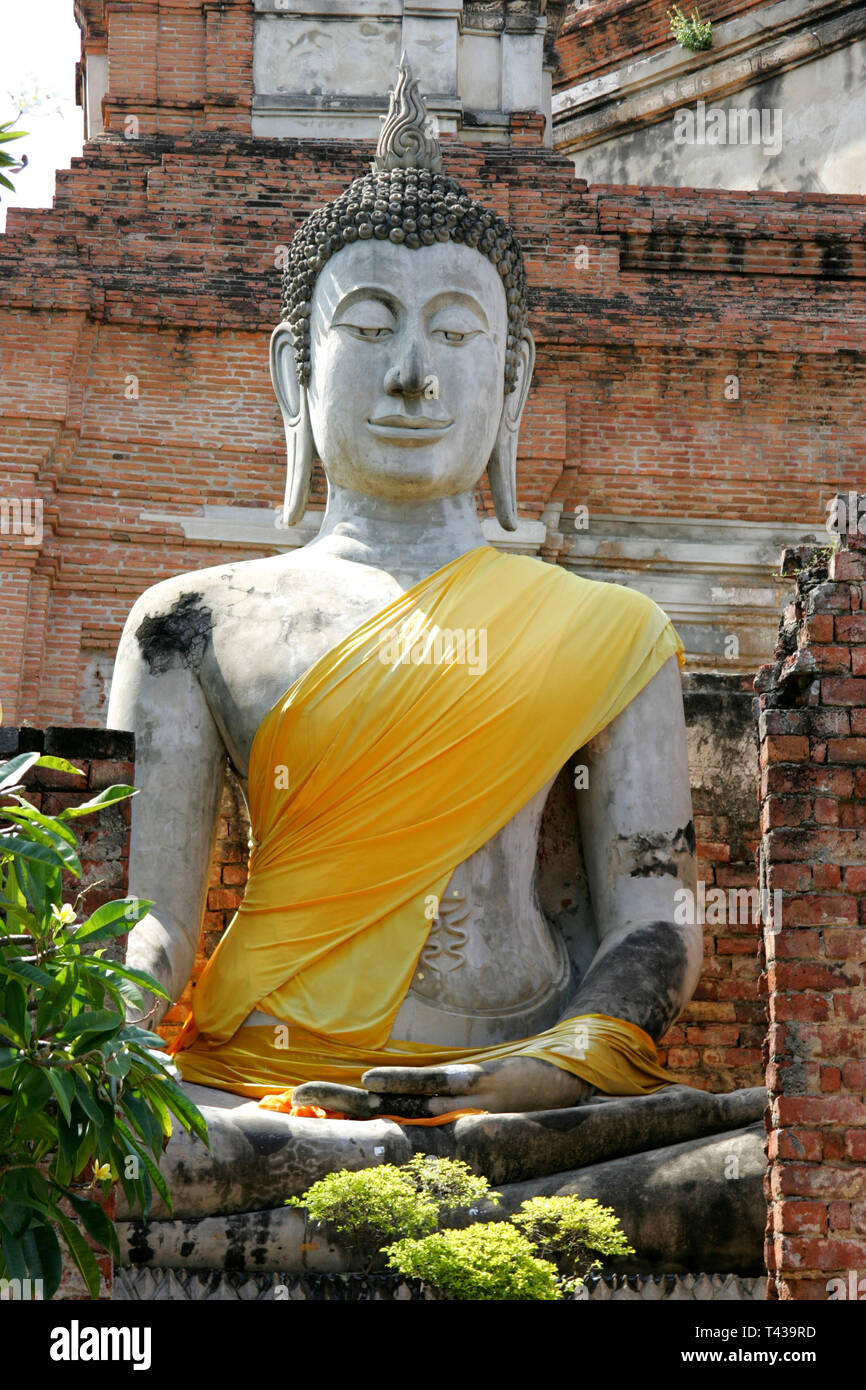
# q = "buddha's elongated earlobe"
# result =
<box><xmin>270</xmin><ymin>321</ymin><xmax>315</xmax><ymax>526</ymax></box>
<box><xmin>488</xmin><ymin>329</ymin><xmax>535</xmax><ymax>532</ymax></box>
<box><xmin>282</xmin><ymin>388</ymin><xmax>314</xmax><ymax>527</ymax></box>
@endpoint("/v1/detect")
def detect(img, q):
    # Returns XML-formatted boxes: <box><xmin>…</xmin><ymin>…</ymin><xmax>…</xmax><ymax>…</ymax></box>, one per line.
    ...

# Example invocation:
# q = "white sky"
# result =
<box><xmin>0</xmin><ymin>0</ymin><xmax>84</xmax><ymax>231</ymax></box>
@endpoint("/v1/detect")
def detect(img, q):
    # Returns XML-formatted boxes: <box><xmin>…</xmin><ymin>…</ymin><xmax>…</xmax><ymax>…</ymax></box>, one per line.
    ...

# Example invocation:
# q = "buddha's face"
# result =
<box><xmin>304</xmin><ymin>239</ymin><xmax>509</xmax><ymax>500</ymax></box>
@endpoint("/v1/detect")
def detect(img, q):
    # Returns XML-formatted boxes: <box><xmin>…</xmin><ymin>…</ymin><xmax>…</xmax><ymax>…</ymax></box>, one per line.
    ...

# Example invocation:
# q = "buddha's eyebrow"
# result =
<box><xmin>329</xmin><ymin>286</ymin><xmax>400</xmax><ymax>322</ymax></box>
<box><xmin>424</xmin><ymin>292</ymin><xmax>489</xmax><ymax>329</ymax></box>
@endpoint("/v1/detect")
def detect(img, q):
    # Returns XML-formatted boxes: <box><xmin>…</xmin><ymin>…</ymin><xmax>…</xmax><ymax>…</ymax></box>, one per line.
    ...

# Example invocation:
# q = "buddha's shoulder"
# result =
<box><xmin>500</xmin><ymin>553</ymin><xmax>664</xmax><ymax>619</ymax></box>
<box><xmin>121</xmin><ymin>552</ymin><xmax>305</xmax><ymax>626</ymax></box>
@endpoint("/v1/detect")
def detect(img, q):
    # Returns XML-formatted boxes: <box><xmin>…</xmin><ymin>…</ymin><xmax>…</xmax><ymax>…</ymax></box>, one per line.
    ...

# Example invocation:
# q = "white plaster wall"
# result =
<box><xmin>85</xmin><ymin>53</ymin><xmax>108</xmax><ymax>139</ymax></box>
<box><xmin>458</xmin><ymin>31</ymin><xmax>501</xmax><ymax>110</ymax></box>
<box><xmin>567</xmin><ymin>41</ymin><xmax>866</xmax><ymax>195</ymax></box>
<box><xmin>252</xmin><ymin>0</ymin><xmax>548</xmax><ymax>141</ymax></box>
<box><xmin>254</xmin><ymin>15</ymin><xmax>402</xmax><ymax>98</ymax></box>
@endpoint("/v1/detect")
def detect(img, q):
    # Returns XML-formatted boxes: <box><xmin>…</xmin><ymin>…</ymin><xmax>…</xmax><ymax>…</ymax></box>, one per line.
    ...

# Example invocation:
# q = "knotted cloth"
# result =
<box><xmin>173</xmin><ymin>545</ymin><xmax>683</xmax><ymax>1101</ymax></box>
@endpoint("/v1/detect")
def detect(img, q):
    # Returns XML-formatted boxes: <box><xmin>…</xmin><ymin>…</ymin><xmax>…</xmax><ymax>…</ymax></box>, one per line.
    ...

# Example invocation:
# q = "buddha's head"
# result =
<box><xmin>270</xmin><ymin>59</ymin><xmax>534</xmax><ymax>531</ymax></box>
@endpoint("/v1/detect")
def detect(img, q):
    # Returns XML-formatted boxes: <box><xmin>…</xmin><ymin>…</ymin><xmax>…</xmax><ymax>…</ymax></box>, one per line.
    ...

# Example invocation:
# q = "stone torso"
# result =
<box><xmin>159</xmin><ymin>544</ymin><xmax>573</xmax><ymax>1048</ymax></box>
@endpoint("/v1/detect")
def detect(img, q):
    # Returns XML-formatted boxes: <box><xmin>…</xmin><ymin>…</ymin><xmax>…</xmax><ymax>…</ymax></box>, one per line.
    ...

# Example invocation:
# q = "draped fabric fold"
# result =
<box><xmin>174</xmin><ymin>545</ymin><xmax>684</xmax><ymax>1100</ymax></box>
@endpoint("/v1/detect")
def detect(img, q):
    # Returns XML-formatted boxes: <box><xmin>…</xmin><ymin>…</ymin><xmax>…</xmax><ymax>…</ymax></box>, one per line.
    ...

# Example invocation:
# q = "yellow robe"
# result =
<box><xmin>175</xmin><ymin>545</ymin><xmax>684</xmax><ymax>1100</ymax></box>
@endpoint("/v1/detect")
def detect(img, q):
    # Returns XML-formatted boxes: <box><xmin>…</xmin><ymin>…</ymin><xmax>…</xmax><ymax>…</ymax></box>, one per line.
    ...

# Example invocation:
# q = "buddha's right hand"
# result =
<box><xmin>290</xmin><ymin>1057</ymin><xmax>591</xmax><ymax>1119</ymax></box>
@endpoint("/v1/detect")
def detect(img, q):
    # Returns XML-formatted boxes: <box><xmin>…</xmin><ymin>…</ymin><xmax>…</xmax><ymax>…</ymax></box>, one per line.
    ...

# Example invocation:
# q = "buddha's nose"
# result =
<box><xmin>383</xmin><ymin>340</ymin><xmax>427</xmax><ymax>397</ymax></box>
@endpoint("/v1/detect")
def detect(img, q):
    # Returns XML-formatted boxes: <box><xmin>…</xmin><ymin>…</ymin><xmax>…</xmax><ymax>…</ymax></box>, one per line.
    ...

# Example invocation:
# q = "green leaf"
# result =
<box><xmin>104</xmin><ymin>1049</ymin><xmax>134</xmax><ymax>1080</ymax></box>
<box><xmin>66</xmin><ymin>1192</ymin><xmax>119</xmax><ymax>1261</ymax></box>
<box><xmin>0</xmin><ymin>173</ymin><xmax>16</xmax><ymax>191</ymax></box>
<box><xmin>4</xmin><ymin>977</ymin><xmax>30</xmax><ymax>1044</ymax></box>
<box><xmin>74</xmin><ymin>897</ymin><xmax>152</xmax><ymax>943</ymax></box>
<box><xmin>36</xmin><ymin>966</ymin><xmax>78</xmax><ymax>1036</ymax></box>
<box><xmin>59</xmin><ymin>785</ymin><xmax>138</xmax><ymax>819</ymax></box>
<box><xmin>120</xmin><ymin>1088</ymin><xmax>164</xmax><ymax>1153</ymax></box>
<box><xmin>109</xmin><ymin>1136</ymin><xmax>146</xmax><ymax>1214</ymax></box>
<box><xmin>70</xmin><ymin>1068</ymin><xmax>106</xmax><ymax>1126</ymax></box>
<box><xmin>0</xmin><ymin>752</ymin><xmax>40</xmax><ymax>791</ymax></box>
<box><xmin>53</xmin><ymin>1212</ymin><xmax>99</xmax><ymax>1299</ymax></box>
<box><xmin>34</xmin><ymin>755</ymin><xmax>84</xmax><ymax>778</ymax></box>
<box><xmin>115</xmin><ymin>1121</ymin><xmax>170</xmax><ymax>1213</ymax></box>
<box><xmin>0</xmin><ymin>856</ymin><xmax>28</xmax><ymax>908</ymax></box>
<box><xmin>24</xmin><ymin>1222</ymin><xmax>63</xmax><ymax>1299</ymax></box>
<box><xmin>0</xmin><ymin>1200</ymin><xmax>29</xmax><ymax>1238</ymax></box>
<box><xmin>137</xmin><ymin>1082</ymin><xmax>173</xmax><ymax>1140</ymax></box>
<box><xmin>81</xmin><ymin>956</ymin><xmax>171</xmax><ymax>1001</ymax></box>
<box><xmin>0</xmin><ymin>1226</ymin><xmax>28</xmax><ymax>1282</ymax></box>
<box><xmin>0</xmin><ymin>834</ymin><xmax>69</xmax><ymax>873</ymax></box>
<box><xmin>0</xmin><ymin>957</ymin><xmax>54</xmax><ymax>989</ymax></box>
<box><xmin>45</xmin><ymin>1069</ymin><xmax>75</xmax><ymax>1124</ymax></box>
<box><xmin>149</xmin><ymin>1073</ymin><xmax>209</xmax><ymax>1147</ymax></box>
<box><xmin>56</xmin><ymin>1009</ymin><xmax>122</xmax><ymax>1044</ymax></box>
<box><xmin>1</xmin><ymin>803</ymin><xmax>79</xmax><ymax>852</ymax></box>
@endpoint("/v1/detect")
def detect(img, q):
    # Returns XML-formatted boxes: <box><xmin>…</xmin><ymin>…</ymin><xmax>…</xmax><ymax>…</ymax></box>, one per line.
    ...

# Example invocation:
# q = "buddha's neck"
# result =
<box><xmin>309</xmin><ymin>484</ymin><xmax>488</xmax><ymax>583</ymax></box>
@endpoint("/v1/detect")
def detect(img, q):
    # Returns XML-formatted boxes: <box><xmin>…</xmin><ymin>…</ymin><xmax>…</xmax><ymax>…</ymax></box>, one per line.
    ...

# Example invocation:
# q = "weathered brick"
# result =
<box><xmin>823</xmin><ymin>681</ymin><xmax>866</xmax><ymax>708</ymax></box>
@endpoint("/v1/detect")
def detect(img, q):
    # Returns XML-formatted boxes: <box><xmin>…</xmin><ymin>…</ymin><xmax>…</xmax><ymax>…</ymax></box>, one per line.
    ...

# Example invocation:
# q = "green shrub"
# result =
<box><xmin>288</xmin><ymin>1155</ymin><xmax>499</xmax><ymax>1272</ymax></box>
<box><xmin>511</xmin><ymin>1195</ymin><xmax>635</xmax><ymax>1280</ymax></box>
<box><xmin>387</xmin><ymin>1223</ymin><xmax>560</xmax><ymax>1301</ymax></box>
<box><xmin>667</xmin><ymin>5</ymin><xmax>712</xmax><ymax>51</ymax></box>
<box><xmin>288</xmin><ymin>1164</ymin><xmax>438</xmax><ymax>1269</ymax></box>
<box><xmin>0</xmin><ymin>751</ymin><xmax>207</xmax><ymax>1298</ymax></box>
<box><xmin>399</xmin><ymin>1153</ymin><xmax>498</xmax><ymax>1221</ymax></box>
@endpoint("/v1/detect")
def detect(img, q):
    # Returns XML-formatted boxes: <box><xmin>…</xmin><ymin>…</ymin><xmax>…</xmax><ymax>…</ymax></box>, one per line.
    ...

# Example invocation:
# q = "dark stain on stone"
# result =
<box><xmin>179</xmin><ymin>1240</ymin><xmax>194</xmax><ymax>1258</ymax></box>
<box><xmin>573</xmin><ymin>919</ymin><xmax>689</xmax><ymax>1039</ymax></box>
<box><xmin>620</xmin><ymin>822</ymin><xmax>694</xmax><ymax>878</ymax></box>
<box><xmin>816</xmin><ymin>233</ymin><xmax>851</xmax><ymax>279</ymax></box>
<box><xmin>135</xmin><ymin>591</ymin><xmax>213</xmax><ymax>675</ymax></box>
<box><xmin>248</xmin><ymin>1126</ymin><xmax>295</xmax><ymax>1159</ymax></box>
<box><xmin>126</xmin><ymin>1223</ymin><xmax>154</xmax><ymax>1265</ymax></box>
<box><xmin>726</xmin><ymin>233</ymin><xmax>746</xmax><ymax>272</ymax></box>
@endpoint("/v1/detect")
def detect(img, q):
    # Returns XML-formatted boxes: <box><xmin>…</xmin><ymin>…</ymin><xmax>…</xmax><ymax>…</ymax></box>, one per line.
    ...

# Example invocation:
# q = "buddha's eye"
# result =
<box><xmin>339</xmin><ymin>324</ymin><xmax>393</xmax><ymax>341</ymax></box>
<box><xmin>431</xmin><ymin>328</ymin><xmax>480</xmax><ymax>345</ymax></box>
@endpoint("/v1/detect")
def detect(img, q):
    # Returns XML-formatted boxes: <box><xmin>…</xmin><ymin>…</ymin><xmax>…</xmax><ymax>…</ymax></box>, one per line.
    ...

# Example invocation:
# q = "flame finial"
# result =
<box><xmin>372</xmin><ymin>54</ymin><xmax>442</xmax><ymax>174</ymax></box>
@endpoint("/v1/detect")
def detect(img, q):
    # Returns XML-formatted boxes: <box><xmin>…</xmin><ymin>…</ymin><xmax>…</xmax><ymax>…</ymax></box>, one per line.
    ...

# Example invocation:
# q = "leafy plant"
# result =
<box><xmin>511</xmin><ymin>1195</ymin><xmax>635</xmax><ymax>1283</ymax></box>
<box><xmin>0</xmin><ymin>116</ymin><xmax>28</xmax><ymax>194</ymax></box>
<box><xmin>288</xmin><ymin>1164</ymin><xmax>437</xmax><ymax>1271</ymax></box>
<box><xmin>386</xmin><ymin>1223</ymin><xmax>560</xmax><ymax>1301</ymax></box>
<box><xmin>291</xmin><ymin>1157</ymin><xmax>636</xmax><ymax>1298</ymax></box>
<box><xmin>667</xmin><ymin>5</ymin><xmax>712</xmax><ymax>51</ymax></box>
<box><xmin>288</xmin><ymin>1155</ymin><xmax>499</xmax><ymax>1273</ymax></box>
<box><xmin>397</xmin><ymin>1154</ymin><xmax>497</xmax><ymax>1221</ymax></box>
<box><xmin>0</xmin><ymin>751</ymin><xmax>208</xmax><ymax>1298</ymax></box>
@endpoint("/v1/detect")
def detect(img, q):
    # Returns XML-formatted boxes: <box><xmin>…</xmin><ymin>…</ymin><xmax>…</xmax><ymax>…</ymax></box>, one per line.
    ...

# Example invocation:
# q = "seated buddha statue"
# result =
<box><xmin>107</xmin><ymin>65</ymin><xmax>763</xmax><ymax>1241</ymax></box>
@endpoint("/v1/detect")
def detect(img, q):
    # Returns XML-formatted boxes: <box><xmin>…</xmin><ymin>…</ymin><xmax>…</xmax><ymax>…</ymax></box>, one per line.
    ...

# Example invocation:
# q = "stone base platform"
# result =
<box><xmin>114</xmin><ymin>1268</ymin><xmax>767</xmax><ymax>1301</ymax></box>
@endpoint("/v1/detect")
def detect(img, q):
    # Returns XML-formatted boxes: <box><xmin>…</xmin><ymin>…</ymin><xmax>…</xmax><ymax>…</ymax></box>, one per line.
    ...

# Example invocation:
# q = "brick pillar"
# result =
<box><xmin>756</xmin><ymin>496</ymin><xmax>866</xmax><ymax>1301</ymax></box>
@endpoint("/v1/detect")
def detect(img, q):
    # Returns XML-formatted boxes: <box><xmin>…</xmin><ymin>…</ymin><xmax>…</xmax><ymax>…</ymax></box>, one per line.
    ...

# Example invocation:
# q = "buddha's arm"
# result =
<box><xmin>107</xmin><ymin>586</ymin><xmax>226</xmax><ymax>1023</ymax></box>
<box><xmin>564</xmin><ymin>652</ymin><xmax>702</xmax><ymax>1036</ymax></box>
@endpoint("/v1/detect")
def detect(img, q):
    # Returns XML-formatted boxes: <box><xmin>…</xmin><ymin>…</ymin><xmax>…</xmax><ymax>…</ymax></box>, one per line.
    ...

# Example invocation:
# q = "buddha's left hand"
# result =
<box><xmin>289</xmin><ymin>1057</ymin><xmax>593</xmax><ymax>1119</ymax></box>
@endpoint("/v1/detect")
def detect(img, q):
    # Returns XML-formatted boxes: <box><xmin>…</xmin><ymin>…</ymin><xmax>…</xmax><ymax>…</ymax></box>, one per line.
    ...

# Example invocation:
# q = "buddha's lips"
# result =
<box><xmin>368</xmin><ymin>414</ymin><xmax>454</xmax><ymax>432</ymax></box>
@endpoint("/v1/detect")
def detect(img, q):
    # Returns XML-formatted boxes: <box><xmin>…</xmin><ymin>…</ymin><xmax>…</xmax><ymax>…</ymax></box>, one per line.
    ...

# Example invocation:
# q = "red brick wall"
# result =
<box><xmin>159</xmin><ymin>769</ymin><xmax>249</xmax><ymax>1048</ymax></box>
<box><xmin>556</xmin><ymin>0</ymin><xmax>770</xmax><ymax>86</ymax></box>
<box><xmin>657</xmin><ymin>677</ymin><xmax>764</xmax><ymax>1092</ymax></box>
<box><xmin>77</xmin><ymin>0</ymin><xmax>253</xmax><ymax>136</ymax></box>
<box><xmin>757</xmin><ymin>504</ymin><xmax>866</xmax><ymax>1300</ymax></box>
